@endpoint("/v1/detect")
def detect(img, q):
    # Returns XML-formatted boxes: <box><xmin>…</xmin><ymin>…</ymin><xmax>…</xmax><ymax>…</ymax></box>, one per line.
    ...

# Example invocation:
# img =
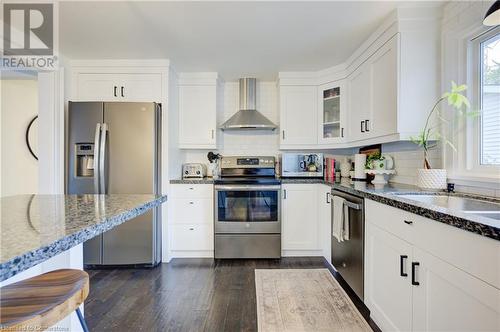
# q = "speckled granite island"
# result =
<box><xmin>0</xmin><ymin>194</ymin><xmax>167</xmax><ymax>281</ymax></box>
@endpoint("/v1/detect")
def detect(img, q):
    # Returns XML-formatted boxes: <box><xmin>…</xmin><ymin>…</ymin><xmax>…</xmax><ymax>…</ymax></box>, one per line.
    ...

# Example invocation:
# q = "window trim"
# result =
<box><xmin>448</xmin><ymin>26</ymin><xmax>500</xmax><ymax>184</ymax></box>
<box><xmin>473</xmin><ymin>29</ymin><xmax>500</xmax><ymax>170</ymax></box>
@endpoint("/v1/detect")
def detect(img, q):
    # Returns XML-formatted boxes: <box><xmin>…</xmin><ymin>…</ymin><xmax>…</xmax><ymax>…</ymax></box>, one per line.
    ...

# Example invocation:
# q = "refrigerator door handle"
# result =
<box><xmin>93</xmin><ymin>123</ymin><xmax>102</xmax><ymax>194</ymax></box>
<box><xmin>99</xmin><ymin>123</ymin><xmax>108</xmax><ymax>194</ymax></box>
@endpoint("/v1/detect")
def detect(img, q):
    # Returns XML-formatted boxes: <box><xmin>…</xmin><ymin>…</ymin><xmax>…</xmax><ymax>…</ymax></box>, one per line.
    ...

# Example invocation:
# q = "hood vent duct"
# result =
<box><xmin>220</xmin><ymin>78</ymin><xmax>277</xmax><ymax>131</ymax></box>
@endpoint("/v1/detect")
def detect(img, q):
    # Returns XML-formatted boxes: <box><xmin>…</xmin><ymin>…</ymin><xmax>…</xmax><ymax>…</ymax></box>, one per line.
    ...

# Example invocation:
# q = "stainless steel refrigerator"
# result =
<box><xmin>67</xmin><ymin>101</ymin><xmax>162</xmax><ymax>267</ymax></box>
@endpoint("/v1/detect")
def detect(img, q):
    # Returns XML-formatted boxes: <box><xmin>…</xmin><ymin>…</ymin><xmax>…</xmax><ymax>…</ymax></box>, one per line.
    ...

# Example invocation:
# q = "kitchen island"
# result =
<box><xmin>0</xmin><ymin>194</ymin><xmax>167</xmax><ymax>282</ymax></box>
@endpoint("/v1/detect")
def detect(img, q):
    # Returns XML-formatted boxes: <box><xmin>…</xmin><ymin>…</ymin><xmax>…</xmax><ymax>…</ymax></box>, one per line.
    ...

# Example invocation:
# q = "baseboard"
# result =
<box><xmin>169</xmin><ymin>250</ymin><xmax>214</xmax><ymax>258</ymax></box>
<box><xmin>282</xmin><ymin>250</ymin><xmax>323</xmax><ymax>257</ymax></box>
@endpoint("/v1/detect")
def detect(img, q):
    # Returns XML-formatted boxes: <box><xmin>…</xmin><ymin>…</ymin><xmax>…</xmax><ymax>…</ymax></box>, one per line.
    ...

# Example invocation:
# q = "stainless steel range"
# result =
<box><xmin>214</xmin><ymin>156</ymin><xmax>281</xmax><ymax>259</ymax></box>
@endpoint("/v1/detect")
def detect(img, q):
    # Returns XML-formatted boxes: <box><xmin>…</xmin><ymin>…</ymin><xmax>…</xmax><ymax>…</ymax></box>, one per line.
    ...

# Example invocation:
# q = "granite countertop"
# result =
<box><xmin>284</xmin><ymin>178</ymin><xmax>500</xmax><ymax>241</ymax></box>
<box><xmin>0</xmin><ymin>194</ymin><xmax>167</xmax><ymax>281</ymax></box>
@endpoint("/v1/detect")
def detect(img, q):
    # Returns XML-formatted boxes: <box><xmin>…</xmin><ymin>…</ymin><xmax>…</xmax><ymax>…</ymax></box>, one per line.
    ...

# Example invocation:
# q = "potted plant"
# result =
<box><xmin>365</xmin><ymin>152</ymin><xmax>386</xmax><ymax>171</ymax></box>
<box><xmin>411</xmin><ymin>81</ymin><xmax>475</xmax><ymax>189</ymax></box>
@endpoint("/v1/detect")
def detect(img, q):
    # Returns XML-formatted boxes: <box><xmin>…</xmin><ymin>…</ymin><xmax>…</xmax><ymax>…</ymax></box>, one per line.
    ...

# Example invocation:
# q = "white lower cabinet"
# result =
<box><xmin>169</xmin><ymin>224</ymin><xmax>213</xmax><ymax>252</ymax></box>
<box><xmin>281</xmin><ymin>184</ymin><xmax>320</xmax><ymax>253</ymax></box>
<box><xmin>168</xmin><ymin>184</ymin><xmax>214</xmax><ymax>258</ymax></box>
<box><xmin>365</xmin><ymin>223</ymin><xmax>413</xmax><ymax>331</ymax></box>
<box><xmin>318</xmin><ymin>184</ymin><xmax>332</xmax><ymax>261</ymax></box>
<box><xmin>365</xmin><ymin>199</ymin><xmax>500</xmax><ymax>332</ymax></box>
<box><xmin>412</xmin><ymin>247</ymin><xmax>500</xmax><ymax>332</ymax></box>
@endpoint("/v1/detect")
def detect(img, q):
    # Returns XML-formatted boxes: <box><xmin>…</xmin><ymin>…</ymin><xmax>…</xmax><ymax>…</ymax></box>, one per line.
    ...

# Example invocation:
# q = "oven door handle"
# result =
<box><xmin>214</xmin><ymin>185</ymin><xmax>282</xmax><ymax>191</ymax></box>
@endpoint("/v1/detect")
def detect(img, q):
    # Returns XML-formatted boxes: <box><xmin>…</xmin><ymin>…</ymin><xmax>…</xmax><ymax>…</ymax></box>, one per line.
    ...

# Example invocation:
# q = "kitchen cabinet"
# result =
<box><xmin>365</xmin><ymin>223</ymin><xmax>413</xmax><ymax>331</ymax></box>
<box><xmin>412</xmin><ymin>247</ymin><xmax>500</xmax><ymax>332</ymax></box>
<box><xmin>281</xmin><ymin>184</ymin><xmax>320</xmax><ymax>253</ymax></box>
<box><xmin>178</xmin><ymin>85</ymin><xmax>217</xmax><ymax>148</ymax></box>
<box><xmin>369</xmin><ymin>34</ymin><xmax>398</xmax><ymax>139</ymax></box>
<box><xmin>178</xmin><ymin>74</ymin><xmax>219</xmax><ymax>149</ymax></box>
<box><xmin>279</xmin><ymin>85</ymin><xmax>318</xmax><ymax>148</ymax></box>
<box><xmin>76</xmin><ymin>73</ymin><xmax>162</xmax><ymax>102</ymax></box>
<box><xmin>317</xmin><ymin>184</ymin><xmax>332</xmax><ymax>261</ymax></box>
<box><xmin>347</xmin><ymin>34</ymin><xmax>398</xmax><ymax>142</ymax></box>
<box><xmin>365</xmin><ymin>199</ymin><xmax>500</xmax><ymax>332</ymax></box>
<box><xmin>318</xmin><ymin>81</ymin><xmax>347</xmax><ymax>144</ymax></box>
<box><xmin>347</xmin><ymin>62</ymin><xmax>372</xmax><ymax>142</ymax></box>
<box><xmin>168</xmin><ymin>184</ymin><xmax>214</xmax><ymax>257</ymax></box>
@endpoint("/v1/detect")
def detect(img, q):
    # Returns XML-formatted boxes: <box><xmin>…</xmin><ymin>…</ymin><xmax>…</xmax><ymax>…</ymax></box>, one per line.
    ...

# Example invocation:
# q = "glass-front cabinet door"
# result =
<box><xmin>318</xmin><ymin>80</ymin><xmax>346</xmax><ymax>144</ymax></box>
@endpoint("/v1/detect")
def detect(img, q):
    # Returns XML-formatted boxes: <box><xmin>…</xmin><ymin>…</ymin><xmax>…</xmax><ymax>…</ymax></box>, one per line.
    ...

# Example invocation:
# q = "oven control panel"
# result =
<box><xmin>221</xmin><ymin>156</ymin><xmax>275</xmax><ymax>169</ymax></box>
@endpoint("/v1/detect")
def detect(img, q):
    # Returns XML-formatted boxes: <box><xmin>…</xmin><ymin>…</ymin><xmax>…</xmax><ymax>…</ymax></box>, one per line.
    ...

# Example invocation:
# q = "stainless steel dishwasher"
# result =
<box><xmin>331</xmin><ymin>189</ymin><xmax>365</xmax><ymax>300</ymax></box>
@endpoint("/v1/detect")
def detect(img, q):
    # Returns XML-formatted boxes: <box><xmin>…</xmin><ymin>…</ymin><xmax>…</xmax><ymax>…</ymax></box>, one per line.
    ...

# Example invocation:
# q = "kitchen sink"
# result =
<box><xmin>393</xmin><ymin>194</ymin><xmax>500</xmax><ymax>220</ymax></box>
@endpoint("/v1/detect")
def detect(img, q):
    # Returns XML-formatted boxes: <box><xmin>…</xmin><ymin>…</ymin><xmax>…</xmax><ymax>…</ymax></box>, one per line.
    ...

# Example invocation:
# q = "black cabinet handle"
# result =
<box><xmin>365</xmin><ymin>119</ymin><xmax>370</xmax><ymax>132</ymax></box>
<box><xmin>404</xmin><ymin>220</ymin><xmax>413</xmax><ymax>225</ymax></box>
<box><xmin>400</xmin><ymin>255</ymin><xmax>408</xmax><ymax>277</ymax></box>
<box><xmin>121</xmin><ymin>86</ymin><xmax>125</xmax><ymax>97</ymax></box>
<box><xmin>412</xmin><ymin>262</ymin><xmax>420</xmax><ymax>285</ymax></box>
<box><xmin>341</xmin><ymin>127</ymin><xmax>344</xmax><ymax>138</ymax></box>
<box><xmin>282</xmin><ymin>130</ymin><xmax>285</xmax><ymax>140</ymax></box>
<box><xmin>361</xmin><ymin>121</ymin><xmax>365</xmax><ymax>133</ymax></box>
<box><xmin>283</xmin><ymin>189</ymin><xmax>287</xmax><ymax>199</ymax></box>
<box><xmin>113</xmin><ymin>86</ymin><xmax>117</xmax><ymax>97</ymax></box>
<box><xmin>326</xmin><ymin>192</ymin><xmax>331</xmax><ymax>204</ymax></box>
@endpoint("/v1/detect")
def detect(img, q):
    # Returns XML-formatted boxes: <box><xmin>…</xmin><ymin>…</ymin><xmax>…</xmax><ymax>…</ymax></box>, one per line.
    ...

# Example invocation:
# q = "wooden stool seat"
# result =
<box><xmin>0</xmin><ymin>269</ymin><xmax>89</xmax><ymax>331</ymax></box>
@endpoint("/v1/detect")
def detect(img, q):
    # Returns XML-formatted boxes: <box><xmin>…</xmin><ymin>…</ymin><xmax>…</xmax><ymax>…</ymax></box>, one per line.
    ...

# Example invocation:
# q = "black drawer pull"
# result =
<box><xmin>121</xmin><ymin>86</ymin><xmax>125</xmax><ymax>97</ymax></box>
<box><xmin>365</xmin><ymin>119</ymin><xmax>370</xmax><ymax>132</ymax></box>
<box><xmin>361</xmin><ymin>121</ymin><xmax>365</xmax><ymax>133</ymax></box>
<box><xmin>412</xmin><ymin>262</ymin><xmax>420</xmax><ymax>286</ymax></box>
<box><xmin>400</xmin><ymin>255</ymin><xmax>408</xmax><ymax>277</ymax></box>
<box><xmin>113</xmin><ymin>86</ymin><xmax>117</xmax><ymax>97</ymax></box>
<box><xmin>404</xmin><ymin>220</ymin><xmax>413</xmax><ymax>225</ymax></box>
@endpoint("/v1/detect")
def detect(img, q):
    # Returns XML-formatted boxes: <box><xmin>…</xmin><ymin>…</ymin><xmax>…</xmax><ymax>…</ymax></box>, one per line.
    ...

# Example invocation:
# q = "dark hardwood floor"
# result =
<box><xmin>85</xmin><ymin>257</ymin><xmax>379</xmax><ymax>332</ymax></box>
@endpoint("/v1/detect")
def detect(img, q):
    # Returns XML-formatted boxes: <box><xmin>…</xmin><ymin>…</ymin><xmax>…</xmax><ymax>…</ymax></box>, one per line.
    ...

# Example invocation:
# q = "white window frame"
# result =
<box><xmin>447</xmin><ymin>25</ymin><xmax>500</xmax><ymax>187</ymax></box>
<box><xmin>470</xmin><ymin>28</ymin><xmax>500</xmax><ymax>173</ymax></box>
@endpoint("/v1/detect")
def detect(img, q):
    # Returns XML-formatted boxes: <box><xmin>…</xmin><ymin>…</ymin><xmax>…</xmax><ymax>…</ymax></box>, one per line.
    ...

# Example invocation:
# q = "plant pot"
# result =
<box><xmin>371</xmin><ymin>160</ymin><xmax>386</xmax><ymax>170</ymax></box>
<box><xmin>416</xmin><ymin>169</ymin><xmax>447</xmax><ymax>190</ymax></box>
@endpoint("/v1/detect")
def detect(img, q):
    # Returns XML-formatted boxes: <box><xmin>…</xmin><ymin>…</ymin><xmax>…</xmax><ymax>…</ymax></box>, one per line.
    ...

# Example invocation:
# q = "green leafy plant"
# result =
<box><xmin>365</xmin><ymin>152</ymin><xmax>385</xmax><ymax>170</ymax></box>
<box><xmin>410</xmin><ymin>81</ymin><xmax>477</xmax><ymax>169</ymax></box>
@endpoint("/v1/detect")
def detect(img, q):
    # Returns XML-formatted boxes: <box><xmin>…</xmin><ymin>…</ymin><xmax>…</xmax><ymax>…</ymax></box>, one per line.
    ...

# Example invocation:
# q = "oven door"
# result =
<box><xmin>215</xmin><ymin>185</ymin><xmax>281</xmax><ymax>233</ymax></box>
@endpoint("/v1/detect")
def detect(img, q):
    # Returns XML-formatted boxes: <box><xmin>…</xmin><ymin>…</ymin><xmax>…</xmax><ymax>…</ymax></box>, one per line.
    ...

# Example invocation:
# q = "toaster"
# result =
<box><xmin>182</xmin><ymin>163</ymin><xmax>207</xmax><ymax>179</ymax></box>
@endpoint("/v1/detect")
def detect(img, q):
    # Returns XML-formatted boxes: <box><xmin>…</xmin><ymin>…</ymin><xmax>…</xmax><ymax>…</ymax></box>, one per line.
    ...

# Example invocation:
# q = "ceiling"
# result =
<box><xmin>60</xmin><ymin>1</ymin><xmax>444</xmax><ymax>80</ymax></box>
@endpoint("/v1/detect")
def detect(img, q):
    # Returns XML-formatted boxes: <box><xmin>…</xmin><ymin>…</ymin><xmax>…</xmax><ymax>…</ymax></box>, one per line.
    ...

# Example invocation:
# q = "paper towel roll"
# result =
<box><xmin>354</xmin><ymin>154</ymin><xmax>367</xmax><ymax>180</ymax></box>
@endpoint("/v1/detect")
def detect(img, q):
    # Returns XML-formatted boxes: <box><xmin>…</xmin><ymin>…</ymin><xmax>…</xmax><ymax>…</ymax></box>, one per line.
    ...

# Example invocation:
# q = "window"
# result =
<box><xmin>479</xmin><ymin>32</ymin><xmax>500</xmax><ymax>165</ymax></box>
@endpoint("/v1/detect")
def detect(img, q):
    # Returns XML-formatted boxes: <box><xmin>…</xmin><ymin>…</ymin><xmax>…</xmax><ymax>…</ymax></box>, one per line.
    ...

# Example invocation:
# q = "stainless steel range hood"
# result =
<box><xmin>220</xmin><ymin>78</ymin><xmax>277</xmax><ymax>131</ymax></box>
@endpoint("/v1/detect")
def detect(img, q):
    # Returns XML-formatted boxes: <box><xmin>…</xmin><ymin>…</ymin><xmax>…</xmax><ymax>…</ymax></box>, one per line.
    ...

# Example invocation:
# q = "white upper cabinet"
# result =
<box><xmin>279</xmin><ymin>85</ymin><xmax>318</xmax><ymax>148</ymax></box>
<box><xmin>178</xmin><ymin>73</ymin><xmax>220</xmax><ymax>149</ymax></box>
<box><xmin>76</xmin><ymin>73</ymin><xmax>163</xmax><ymax>102</ymax></box>
<box><xmin>318</xmin><ymin>81</ymin><xmax>347</xmax><ymax>144</ymax></box>
<box><xmin>278</xmin><ymin>10</ymin><xmax>440</xmax><ymax>148</ymax></box>
<box><xmin>348</xmin><ymin>34</ymin><xmax>398</xmax><ymax>142</ymax></box>
<box><xmin>347</xmin><ymin>61</ymin><xmax>372</xmax><ymax>142</ymax></box>
<box><xmin>369</xmin><ymin>35</ymin><xmax>398</xmax><ymax>139</ymax></box>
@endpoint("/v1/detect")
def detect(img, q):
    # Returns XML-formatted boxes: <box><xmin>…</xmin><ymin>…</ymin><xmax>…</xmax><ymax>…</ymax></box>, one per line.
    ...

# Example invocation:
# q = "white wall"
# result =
<box><xmin>1</xmin><ymin>79</ymin><xmax>39</xmax><ymax>197</ymax></box>
<box><xmin>180</xmin><ymin>81</ymin><xmax>279</xmax><ymax>170</ymax></box>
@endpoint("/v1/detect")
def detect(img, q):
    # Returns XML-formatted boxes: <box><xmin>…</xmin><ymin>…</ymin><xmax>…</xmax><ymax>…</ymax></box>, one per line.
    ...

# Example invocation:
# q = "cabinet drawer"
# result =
<box><xmin>169</xmin><ymin>224</ymin><xmax>213</xmax><ymax>251</ymax></box>
<box><xmin>169</xmin><ymin>198</ymin><xmax>212</xmax><ymax>224</ymax></box>
<box><xmin>170</xmin><ymin>184</ymin><xmax>213</xmax><ymax>198</ymax></box>
<box><xmin>365</xmin><ymin>199</ymin><xmax>414</xmax><ymax>244</ymax></box>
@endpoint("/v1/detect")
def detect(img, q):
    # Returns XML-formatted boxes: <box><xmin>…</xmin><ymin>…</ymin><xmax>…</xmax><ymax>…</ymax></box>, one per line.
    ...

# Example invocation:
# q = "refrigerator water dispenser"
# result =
<box><xmin>75</xmin><ymin>143</ymin><xmax>94</xmax><ymax>177</ymax></box>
